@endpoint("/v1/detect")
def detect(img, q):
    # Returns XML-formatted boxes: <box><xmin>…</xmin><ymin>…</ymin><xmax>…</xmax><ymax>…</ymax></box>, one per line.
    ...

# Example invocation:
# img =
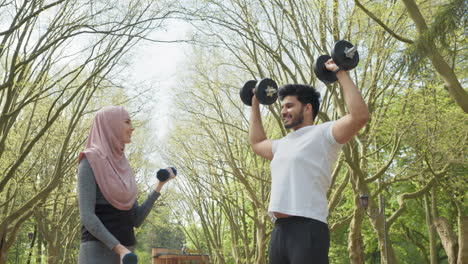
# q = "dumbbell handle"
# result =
<box><xmin>265</xmin><ymin>86</ymin><xmax>276</xmax><ymax>97</ymax></box>
<box><xmin>344</xmin><ymin>46</ymin><xmax>357</xmax><ymax>59</ymax></box>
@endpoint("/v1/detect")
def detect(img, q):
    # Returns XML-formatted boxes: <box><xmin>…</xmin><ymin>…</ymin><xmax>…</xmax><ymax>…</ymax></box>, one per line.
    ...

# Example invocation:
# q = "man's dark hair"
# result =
<box><xmin>278</xmin><ymin>84</ymin><xmax>321</xmax><ymax>121</ymax></box>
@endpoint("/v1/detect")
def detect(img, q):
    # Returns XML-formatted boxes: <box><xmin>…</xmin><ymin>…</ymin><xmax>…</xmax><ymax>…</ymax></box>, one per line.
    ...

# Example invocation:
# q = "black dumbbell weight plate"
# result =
<box><xmin>170</xmin><ymin>167</ymin><xmax>177</xmax><ymax>176</ymax></box>
<box><xmin>157</xmin><ymin>169</ymin><xmax>170</xmax><ymax>182</ymax></box>
<box><xmin>240</xmin><ymin>80</ymin><xmax>257</xmax><ymax>106</ymax></box>
<box><xmin>313</xmin><ymin>55</ymin><xmax>338</xmax><ymax>84</ymax></box>
<box><xmin>331</xmin><ymin>40</ymin><xmax>359</xmax><ymax>71</ymax></box>
<box><xmin>255</xmin><ymin>78</ymin><xmax>278</xmax><ymax>105</ymax></box>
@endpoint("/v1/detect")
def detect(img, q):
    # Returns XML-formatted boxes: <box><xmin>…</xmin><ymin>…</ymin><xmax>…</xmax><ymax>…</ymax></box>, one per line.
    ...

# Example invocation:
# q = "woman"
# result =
<box><xmin>77</xmin><ymin>106</ymin><xmax>175</xmax><ymax>264</ymax></box>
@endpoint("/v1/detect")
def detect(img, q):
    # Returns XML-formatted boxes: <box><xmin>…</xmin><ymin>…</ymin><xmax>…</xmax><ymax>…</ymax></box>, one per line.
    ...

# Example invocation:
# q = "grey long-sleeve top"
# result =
<box><xmin>78</xmin><ymin>157</ymin><xmax>160</xmax><ymax>250</ymax></box>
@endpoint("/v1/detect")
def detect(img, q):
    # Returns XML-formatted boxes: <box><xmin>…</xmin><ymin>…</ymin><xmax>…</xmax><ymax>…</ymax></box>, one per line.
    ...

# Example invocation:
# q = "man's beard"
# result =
<box><xmin>284</xmin><ymin>111</ymin><xmax>304</xmax><ymax>129</ymax></box>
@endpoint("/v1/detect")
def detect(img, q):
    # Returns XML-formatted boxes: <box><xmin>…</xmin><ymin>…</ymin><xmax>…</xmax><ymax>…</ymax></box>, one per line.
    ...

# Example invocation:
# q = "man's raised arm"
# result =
<box><xmin>249</xmin><ymin>95</ymin><xmax>273</xmax><ymax>160</ymax></box>
<box><xmin>326</xmin><ymin>59</ymin><xmax>369</xmax><ymax>144</ymax></box>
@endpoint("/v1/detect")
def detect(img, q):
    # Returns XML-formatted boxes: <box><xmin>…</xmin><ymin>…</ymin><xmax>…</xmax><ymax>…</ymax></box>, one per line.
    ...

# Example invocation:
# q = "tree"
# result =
<box><xmin>164</xmin><ymin>54</ymin><xmax>273</xmax><ymax>263</ymax></box>
<box><xmin>354</xmin><ymin>0</ymin><xmax>468</xmax><ymax>113</ymax></box>
<box><xmin>0</xmin><ymin>0</ymin><xmax>174</xmax><ymax>262</ymax></box>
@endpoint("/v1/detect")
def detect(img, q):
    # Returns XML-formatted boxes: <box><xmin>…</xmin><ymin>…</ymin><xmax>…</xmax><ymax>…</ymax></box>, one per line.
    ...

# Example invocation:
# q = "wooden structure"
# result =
<box><xmin>152</xmin><ymin>247</ymin><xmax>210</xmax><ymax>264</ymax></box>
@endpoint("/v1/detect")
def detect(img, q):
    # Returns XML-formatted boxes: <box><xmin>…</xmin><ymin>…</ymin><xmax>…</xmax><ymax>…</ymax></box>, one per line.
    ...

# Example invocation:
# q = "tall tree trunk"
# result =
<box><xmin>0</xmin><ymin>236</ymin><xmax>6</xmax><ymax>264</ymax></box>
<box><xmin>425</xmin><ymin>193</ymin><xmax>438</xmax><ymax>264</ymax></box>
<box><xmin>348</xmin><ymin>195</ymin><xmax>365</xmax><ymax>264</ymax></box>
<box><xmin>377</xmin><ymin>232</ymin><xmax>397</xmax><ymax>264</ymax></box>
<box><xmin>26</xmin><ymin>226</ymin><xmax>37</xmax><ymax>264</ymax></box>
<box><xmin>456</xmin><ymin>215</ymin><xmax>468</xmax><ymax>264</ymax></box>
<box><xmin>369</xmin><ymin>195</ymin><xmax>397</xmax><ymax>264</ymax></box>
<box><xmin>47</xmin><ymin>245</ymin><xmax>59</xmax><ymax>264</ymax></box>
<box><xmin>434</xmin><ymin>217</ymin><xmax>457</xmax><ymax>264</ymax></box>
<box><xmin>254</xmin><ymin>216</ymin><xmax>267</xmax><ymax>264</ymax></box>
<box><xmin>36</xmin><ymin>232</ymin><xmax>42</xmax><ymax>264</ymax></box>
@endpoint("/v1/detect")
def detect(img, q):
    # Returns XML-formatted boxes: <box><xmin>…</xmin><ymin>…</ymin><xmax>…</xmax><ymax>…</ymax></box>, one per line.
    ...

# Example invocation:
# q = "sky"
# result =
<box><xmin>124</xmin><ymin>20</ymin><xmax>195</xmax><ymax>178</ymax></box>
<box><xmin>129</xmin><ymin>20</ymin><xmax>193</xmax><ymax>140</ymax></box>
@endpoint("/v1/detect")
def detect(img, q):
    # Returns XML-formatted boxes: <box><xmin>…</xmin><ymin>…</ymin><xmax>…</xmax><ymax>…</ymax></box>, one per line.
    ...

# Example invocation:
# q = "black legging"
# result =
<box><xmin>268</xmin><ymin>216</ymin><xmax>330</xmax><ymax>264</ymax></box>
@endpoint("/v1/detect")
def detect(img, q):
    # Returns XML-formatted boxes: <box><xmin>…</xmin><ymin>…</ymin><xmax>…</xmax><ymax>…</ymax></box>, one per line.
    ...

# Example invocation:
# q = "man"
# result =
<box><xmin>248</xmin><ymin>59</ymin><xmax>369</xmax><ymax>263</ymax></box>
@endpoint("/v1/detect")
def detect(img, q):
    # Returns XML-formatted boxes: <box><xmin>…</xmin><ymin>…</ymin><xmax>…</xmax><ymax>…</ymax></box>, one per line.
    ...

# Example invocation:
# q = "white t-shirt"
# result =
<box><xmin>269</xmin><ymin>121</ymin><xmax>342</xmax><ymax>224</ymax></box>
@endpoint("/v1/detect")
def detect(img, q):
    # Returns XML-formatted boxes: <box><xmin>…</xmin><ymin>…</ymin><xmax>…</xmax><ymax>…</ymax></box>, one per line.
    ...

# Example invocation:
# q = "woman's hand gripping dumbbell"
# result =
<box><xmin>155</xmin><ymin>167</ymin><xmax>177</xmax><ymax>192</ymax></box>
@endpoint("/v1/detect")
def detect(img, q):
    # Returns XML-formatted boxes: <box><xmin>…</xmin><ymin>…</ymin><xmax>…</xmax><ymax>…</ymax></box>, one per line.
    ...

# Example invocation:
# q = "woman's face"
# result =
<box><xmin>122</xmin><ymin>118</ymin><xmax>135</xmax><ymax>144</ymax></box>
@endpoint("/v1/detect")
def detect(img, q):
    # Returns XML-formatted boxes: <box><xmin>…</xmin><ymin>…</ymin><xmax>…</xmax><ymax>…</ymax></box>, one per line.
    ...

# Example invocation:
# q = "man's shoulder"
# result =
<box><xmin>302</xmin><ymin>121</ymin><xmax>335</xmax><ymax>134</ymax></box>
<box><xmin>315</xmin><ymin>120</ymin><xmax>335</xmax><ymax>127</ymax></box>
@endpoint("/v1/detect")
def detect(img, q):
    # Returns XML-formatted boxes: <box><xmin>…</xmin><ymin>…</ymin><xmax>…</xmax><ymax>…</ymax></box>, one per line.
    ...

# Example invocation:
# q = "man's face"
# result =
<box><xmin>281</xmin><ymin>96</ymin><xmax>306</xmax><ymax>130</ymax></box>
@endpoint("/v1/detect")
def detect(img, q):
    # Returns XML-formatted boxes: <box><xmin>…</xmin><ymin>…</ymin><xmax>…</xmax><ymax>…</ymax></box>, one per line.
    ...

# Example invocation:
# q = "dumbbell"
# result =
<box><xmin>156</xmin><ymin>167</ymin><xmax>177</xmax><ymax>182</ymax></box>
<box><xmin>240</xmin><ymin>78</ymin><xmax>278</xmax><ymax>106</ymax></box>
<box><xmin>313</xmin><ymin>40</ymin><xmax>359</xmax><ymax>84</ymax></box>
<box><xmin>122</xmin><ymin>253</ymin><xmax>138</xmax><ymax>264</ymax></box>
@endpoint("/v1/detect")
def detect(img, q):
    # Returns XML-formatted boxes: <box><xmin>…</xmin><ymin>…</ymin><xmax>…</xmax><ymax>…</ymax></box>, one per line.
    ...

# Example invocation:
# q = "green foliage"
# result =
<box><xmin>329</xmin><ymin>224</ymin><xmax>350</xmax><ymax>263</ymax></box>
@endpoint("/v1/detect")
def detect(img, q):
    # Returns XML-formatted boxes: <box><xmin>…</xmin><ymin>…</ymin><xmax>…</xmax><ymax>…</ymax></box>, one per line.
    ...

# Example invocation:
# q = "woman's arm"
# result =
<box><xmin>132</xmin><ymin>167</ymin><xmax>175</xmax><ymax>227</ymax></box>
<box><xmin>132</xmin><ymin>191</ymin><xmax>160</xmax><ymax>227</ymax></box>
<box><xmin>78</xmin><ymin>158</ymin><xmax>120</xmax><ymax>250</ymax></box>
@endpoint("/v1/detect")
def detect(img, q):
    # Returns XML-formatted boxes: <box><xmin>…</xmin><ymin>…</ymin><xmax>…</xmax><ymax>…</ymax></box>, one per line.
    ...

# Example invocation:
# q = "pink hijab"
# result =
<box><xmin>78</xmin><ymin>106</ymin><xmax>137</xmax><ymax>210</ymax></box>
